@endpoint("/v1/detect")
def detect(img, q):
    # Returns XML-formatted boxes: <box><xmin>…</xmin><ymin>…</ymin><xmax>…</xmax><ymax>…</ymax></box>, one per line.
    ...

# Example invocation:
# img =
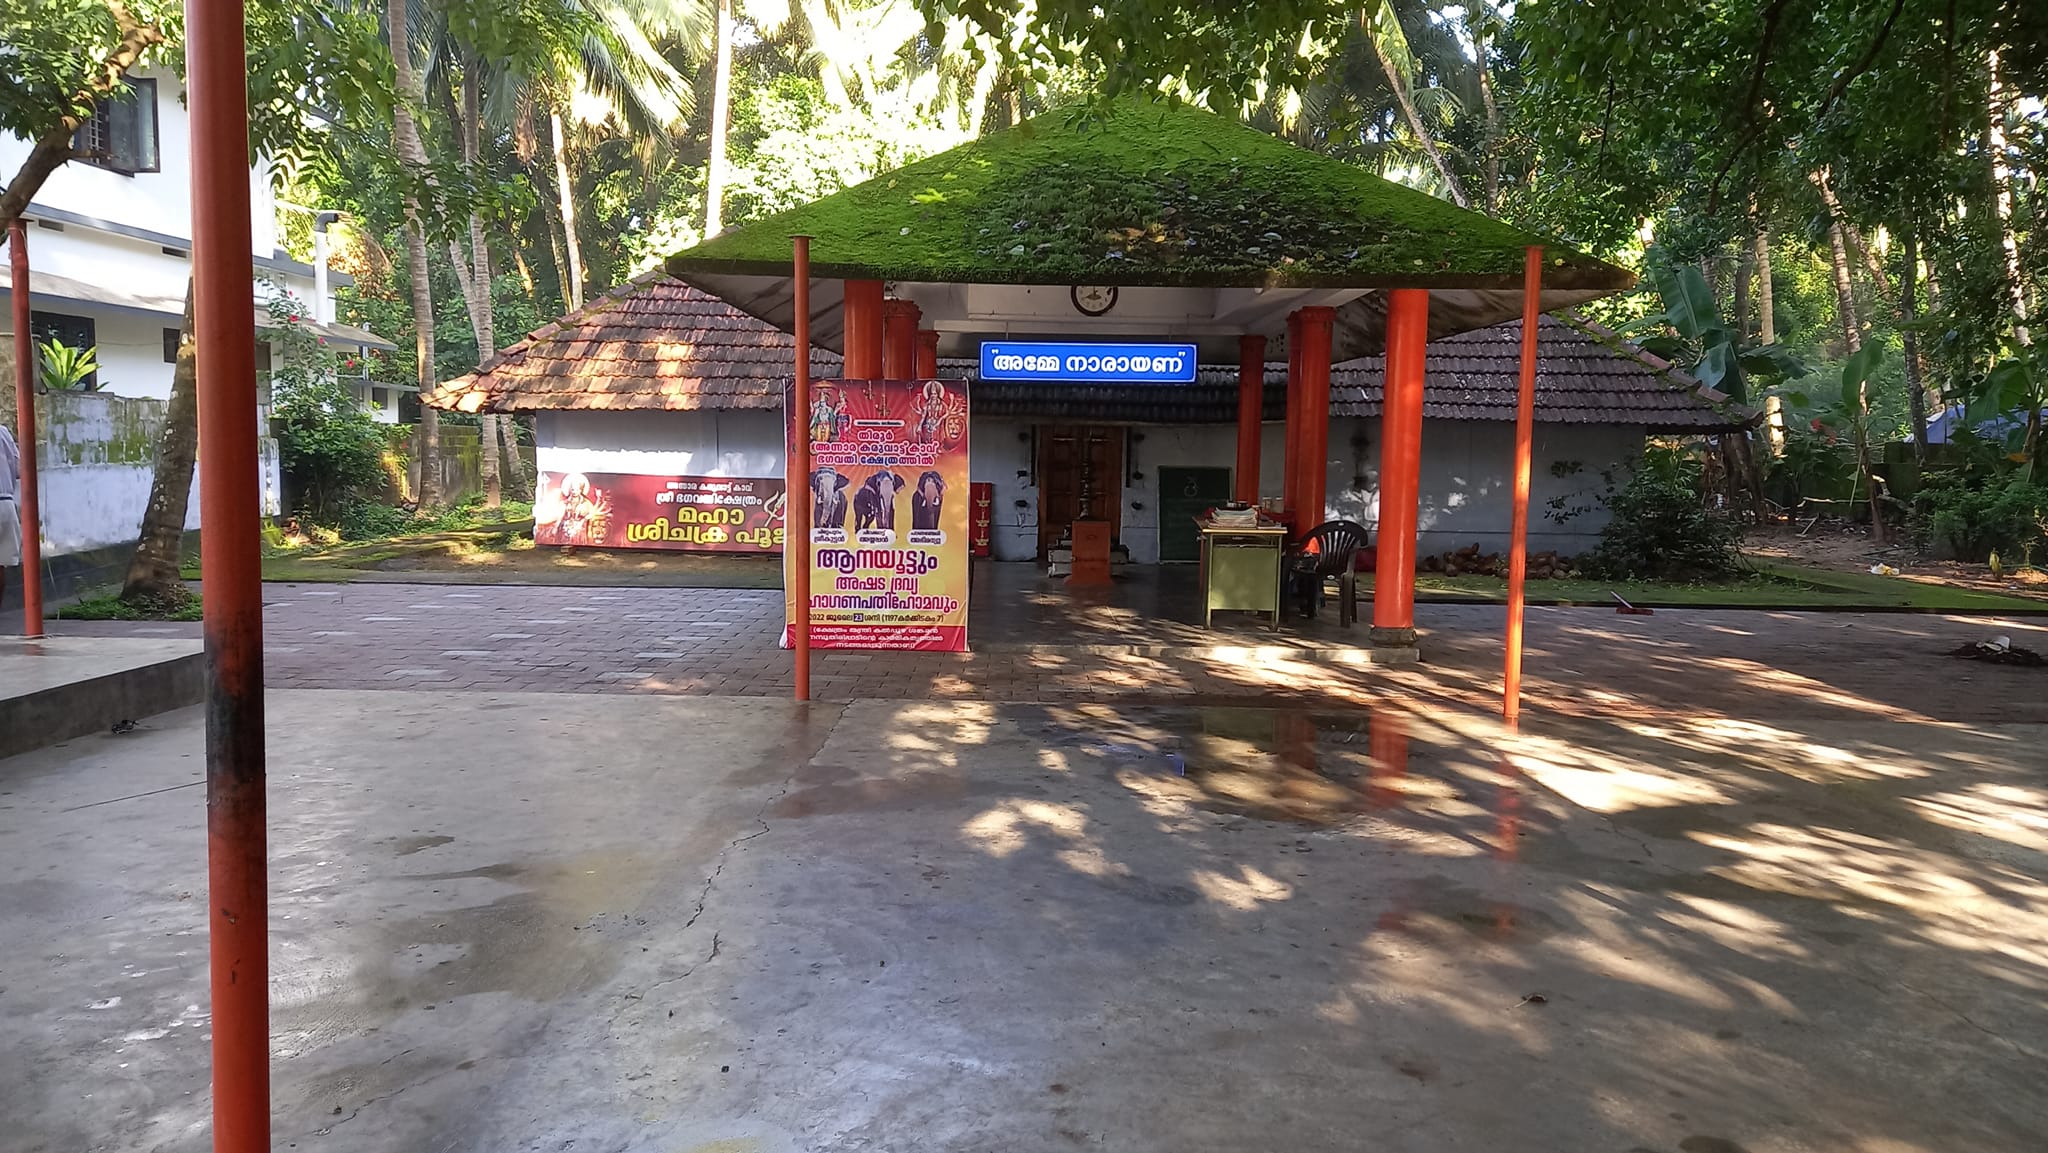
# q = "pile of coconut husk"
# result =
<box><xmin>1420</xmin><ymin>544</ymin><xmax>1578</xmax><ymax>579</ymax></box>
<box><xmin>1946</xmin><ymin>637</ymin><xmax>2047</xmax><ymax>667</ymax></box>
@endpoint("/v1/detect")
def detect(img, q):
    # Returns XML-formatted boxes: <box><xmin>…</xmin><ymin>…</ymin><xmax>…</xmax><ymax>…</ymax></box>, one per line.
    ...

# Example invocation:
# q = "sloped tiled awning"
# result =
<box><xmin>424</xmin><ymin>270</ymin><xmax>840</xmax><ymax>413</ymax></box>
<box><xmin>973</xmin><ymin>316</ymin><xmax>1753</xmax><ymax>432</ymax></box>
<box><xmin>427</xmin><ymin>275</ymin><xmax>1747</xmax><ymax>432</ymax></box>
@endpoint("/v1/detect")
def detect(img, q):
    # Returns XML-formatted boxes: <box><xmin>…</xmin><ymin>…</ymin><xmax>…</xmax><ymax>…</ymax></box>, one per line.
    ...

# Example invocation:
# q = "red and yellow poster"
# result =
<box><xmin>534</xmin><ymin>471</ymin><xmax>786</xmax><ymax>552</ymax></box>
<box><xmin>786</xmin><ymin>378</ymin><xmax>970</xmax><ymax>651</ymax></box>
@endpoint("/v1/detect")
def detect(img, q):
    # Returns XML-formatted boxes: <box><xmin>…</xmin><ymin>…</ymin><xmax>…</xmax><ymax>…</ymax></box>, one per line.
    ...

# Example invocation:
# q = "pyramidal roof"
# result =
<box><xmin>668</xmin><ymin>97</ymin><xmax>1631</xmax><ymax>293</ymax></box>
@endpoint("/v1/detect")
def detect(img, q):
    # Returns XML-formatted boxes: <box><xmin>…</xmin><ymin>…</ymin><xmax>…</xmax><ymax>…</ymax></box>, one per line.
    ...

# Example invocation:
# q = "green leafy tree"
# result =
<box><xmin>266</xmin><ymin>294</ymin><xmax>388</xmax><ymax>522</ymax></box>
<box><xmin>117</xmin><ymin>0</ymin><xmax>395</xmax><ymax>605</ymax></box>
<box><xmin>0</xmin><ymin>0</ymin><xmax>175</xmax><ymax>229</ymax></box>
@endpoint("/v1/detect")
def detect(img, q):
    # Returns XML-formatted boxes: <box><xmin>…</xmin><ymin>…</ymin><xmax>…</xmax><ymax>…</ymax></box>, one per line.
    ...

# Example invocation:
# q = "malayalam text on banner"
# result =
<box><xmin>533</xmin><ymin>471</ymin><xmax>786</xmax><ymax>552</ymax></box>
<box><xmin>785</xmin><ymin>378</ymin><xmax>971</xmax><ymax>652</ymax></box>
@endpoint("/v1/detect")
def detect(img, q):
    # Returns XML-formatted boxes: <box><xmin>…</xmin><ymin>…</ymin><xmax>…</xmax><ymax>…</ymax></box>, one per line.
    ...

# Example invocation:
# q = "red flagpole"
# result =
<box><xmin>1503</xmin><ymin>246</ymin><xmax>1543</xmax><ymax>724</ymax></box>
<box><xmin>791</xmin><ymin>236</ymin><xmax>812</xmax><ymax>701</ymax></box>
<box><xmin>9</xmin><ymin>219</ymin><xmax>43</xmax><ymax>637</ymax></box>
<box><xmin>190</xmin><ymin>1</ymin><xmax>271</xmax><ymax>1149</ymax></box>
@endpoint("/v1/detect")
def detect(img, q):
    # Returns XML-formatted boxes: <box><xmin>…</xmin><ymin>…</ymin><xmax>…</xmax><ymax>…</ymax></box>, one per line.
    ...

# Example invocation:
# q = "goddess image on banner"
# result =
<box><xmin>785</xmin><ymin>378</ymin><xmax>970</xmax><ymax>651</ymax></box>
<box><xmin>534</xmin><ymin>471</ymin><xmax>786</xmax><ymax>552</ymax></box>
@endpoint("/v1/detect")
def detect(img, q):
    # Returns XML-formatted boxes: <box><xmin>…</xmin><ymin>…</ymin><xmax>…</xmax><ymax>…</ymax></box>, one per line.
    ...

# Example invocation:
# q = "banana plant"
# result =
<box><xmin>36</xmin><ymin>338</ymin><xmax>99</xmax><ymax>391</ymax></box>
<box><xmin>1632</xmin><ymin>260</ymin><xmax>1808</xmax><ymax>404</ymax></box>
<box><xmin>1966</xmin><ymin>340</ymin><xmax>2046</xmax><ymax>474</ymax></box>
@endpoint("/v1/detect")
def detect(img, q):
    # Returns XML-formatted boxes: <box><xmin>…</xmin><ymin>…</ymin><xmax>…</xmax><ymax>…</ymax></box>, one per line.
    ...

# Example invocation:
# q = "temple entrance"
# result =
<box><xmin>1035</xmin><ymin>424</ymin><xmax>1123</xmax><ymax>559</ymax></box>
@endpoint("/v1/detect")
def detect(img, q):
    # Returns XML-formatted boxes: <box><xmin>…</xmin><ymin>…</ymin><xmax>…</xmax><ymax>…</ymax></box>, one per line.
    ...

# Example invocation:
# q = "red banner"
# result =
<box><xmin>533</xmin><ymin>471</ymin><xmax>786</xmax><ymax>552</ymax></box>
<box><xmin>785</xmin><ymin>378</ymin><xmax>971</xmax><ymax>651</ymax></box>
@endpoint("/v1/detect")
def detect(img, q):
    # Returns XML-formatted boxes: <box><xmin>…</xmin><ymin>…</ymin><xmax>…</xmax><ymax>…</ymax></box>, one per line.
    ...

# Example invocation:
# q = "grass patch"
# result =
<box><xmin>60</xmin><ymin>587</ymin><xmax>204</xmax><ymax>621</ymax></box>
<box><xmin>1357</xmin><ymin>563</ymin><xmax>2048</xmax><ymax>612</ymax></box>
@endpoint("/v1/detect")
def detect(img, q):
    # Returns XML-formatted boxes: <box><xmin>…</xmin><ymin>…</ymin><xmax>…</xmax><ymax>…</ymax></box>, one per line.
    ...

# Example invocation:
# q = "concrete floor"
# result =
<box><xmin>3</xmin><ymin>690</ymin><xmax>2044</xmax><ymax>1151</ymax></box>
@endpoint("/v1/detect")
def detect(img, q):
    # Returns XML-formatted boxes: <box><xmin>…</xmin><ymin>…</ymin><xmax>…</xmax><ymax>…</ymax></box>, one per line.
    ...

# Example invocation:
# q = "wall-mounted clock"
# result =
<box><xmin>1070</xmin><ymin>285</ymin><xmax>1118</xmax><ymax>317</ymax></box>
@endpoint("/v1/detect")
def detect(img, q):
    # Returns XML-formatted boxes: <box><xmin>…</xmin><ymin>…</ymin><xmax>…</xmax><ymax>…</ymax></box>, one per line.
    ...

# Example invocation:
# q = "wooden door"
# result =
<box><xmin>1036</xmin><ymin>425</ymin><xmax>1123</xmax><ymax>558</ymax></box>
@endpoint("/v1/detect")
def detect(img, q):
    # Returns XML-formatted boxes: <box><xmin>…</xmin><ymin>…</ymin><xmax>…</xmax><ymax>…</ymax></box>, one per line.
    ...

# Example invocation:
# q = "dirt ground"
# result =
<box><xmin>1747</xmin><ymin>520</ymin><xmax>2048</xmax><ymax>597</ymax></box>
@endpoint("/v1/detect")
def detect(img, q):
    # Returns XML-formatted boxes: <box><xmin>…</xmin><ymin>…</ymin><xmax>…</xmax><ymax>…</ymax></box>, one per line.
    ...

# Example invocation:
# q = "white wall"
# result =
<box><xmin>537</xmin><ymin>410</ymin><xmax>786</xmax><ymax>478</ymax></box>
<box><xmin>0</xmin><ymin>68</ymin><xmax>194</xmax><ymax>245</ymax></box>
<box><xmin>2</xmin><ymin>66</ymin><xmax>344</xmax><ymax>403</ymax></box>
<box><xmin>1323</xmin><ymin>417</ymin><xmax>1638</xmax><ymax>555</ymax></box>
<box><xmin>970</xmin><ymin>420</ymin><xmax>1038</xmax><ymax>561</ymax></box>
<box><xmin>31</xmin><ymin>390</ymin><xmax>280</xmax><ymax>557</ymax></box>
<box><xmin>536</xmin><ymin>410</ymin><xmax>1640</xmax><ymax>562</ymax></box>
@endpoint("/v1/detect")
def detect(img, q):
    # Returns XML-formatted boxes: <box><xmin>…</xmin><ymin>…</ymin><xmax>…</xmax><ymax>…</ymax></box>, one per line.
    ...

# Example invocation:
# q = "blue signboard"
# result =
<box><xmin>980</xmin><ymin>341</ymin><xmax>1200</xmax><ymax>384</ymax></box>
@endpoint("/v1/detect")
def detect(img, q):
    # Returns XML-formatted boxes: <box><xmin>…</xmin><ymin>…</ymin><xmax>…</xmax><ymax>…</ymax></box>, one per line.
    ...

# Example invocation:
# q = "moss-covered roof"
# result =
<box><xmin>667</xmin><ymin>97</ymin><xmax>1630</xmax><ymax>292</ymax></box>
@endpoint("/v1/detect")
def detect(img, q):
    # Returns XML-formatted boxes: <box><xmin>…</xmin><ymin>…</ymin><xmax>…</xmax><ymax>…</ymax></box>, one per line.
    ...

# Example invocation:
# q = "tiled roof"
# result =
<box><xmin>423</xmin><ymin>270</ymin><xmax>840</xmax><ymax>413</ymax></box>
<box><xmin>427</xmin><ymin>276</ymin><xmax>1748</xmax><ymax>433</ymax></box>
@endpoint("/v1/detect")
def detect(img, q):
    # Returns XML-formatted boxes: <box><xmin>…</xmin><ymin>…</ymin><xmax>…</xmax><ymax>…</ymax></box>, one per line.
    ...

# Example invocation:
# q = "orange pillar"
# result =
<box><xmin>842</xmin><ymin>279</ymin><xmax>884</xmax><ymax>379</ymax></box>
<box><xmin>1294</xmin><ymin>307</ymin><xmax>1335</xmax><ymax>537</ymax></box>
<box><xmin>792</xmin><ymin>237</ymin><xmax>813</xmax><ymax>701</ymax></box>
<box><xmin>882</xmin><ymin>298</ymin><xmax>920</xmax><ymax>380</ymax></box>
<box><xmin>1372</xmin><ymin>289</ymin><xmax>1428</xmax><ymax>651</ymax></box>
<box><xmin>8</xmin><ymin>220</ymin><xmax>43</xmax><ymax>637</ymax></box>
<box><xmin>191</xmin><ymin>0</ymin><xmax>272</xmax><ymax>1147</ymax></box>
<box><xmin>914</xmin><ymin>329</ymin><xmax>940</xmax><ymax>379</ymax></box>
<box><xmin>1282</xmin><ymin>311</ymin><xmax>1303</xmax><ymax>521</ymax></box>
<box><xmin>1235</xmin><ymin>334</ymin><xmax>1266</xmax><ymax>505</ymax></box>
<box><xmin>1504</xmin><ymin>246</ymin><xmax>1543</xmax><ymax>724</ymax></box>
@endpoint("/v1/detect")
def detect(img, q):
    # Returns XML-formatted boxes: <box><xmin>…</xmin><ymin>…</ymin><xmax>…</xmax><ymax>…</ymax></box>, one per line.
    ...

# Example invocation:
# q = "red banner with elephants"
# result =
<box><xmin>785</xmin><ymin>378</ymin><xmax>971</xmax><ymax>651</ymax></box>
<box><xmin>533</xmin><ymin>471</ymin><xmax>786</xmax><ymax>552</ymax></box>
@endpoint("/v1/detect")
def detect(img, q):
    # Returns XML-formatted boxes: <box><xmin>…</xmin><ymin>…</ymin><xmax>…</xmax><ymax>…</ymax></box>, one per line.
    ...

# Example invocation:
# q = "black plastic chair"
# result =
<box><xmin>1289</xmin><ymin>519</ymin><xmax>1372</xmax><ymax>626</ymax></box>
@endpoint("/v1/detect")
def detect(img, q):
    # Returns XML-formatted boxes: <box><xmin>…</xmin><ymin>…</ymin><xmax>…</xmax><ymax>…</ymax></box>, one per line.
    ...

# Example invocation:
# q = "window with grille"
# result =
<box><xmin>32</xmin><ymin>312</ymin><xmax>99</xmax><ymax>390</ymax></box>
<box><xmin>73</xmin><ymin>78</ymin><xmax>160</xmax><ymax>175</ymax></box>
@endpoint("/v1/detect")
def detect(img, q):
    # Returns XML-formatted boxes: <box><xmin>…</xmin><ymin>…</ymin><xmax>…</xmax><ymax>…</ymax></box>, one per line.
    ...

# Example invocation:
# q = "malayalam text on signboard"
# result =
<box><xmin>534</xmin><ymin>471</ymin><xmax>786</xmax><ymax>551</ymax></box>
<box><xmin>785</xmin><ymin>378</ymin><xmax>971</xmax><ymax>652</ymax></box>
<box><xmin>980</xmin><ymin>341</ymin><xmax>1199</xmax><ymax>384</ymax></box>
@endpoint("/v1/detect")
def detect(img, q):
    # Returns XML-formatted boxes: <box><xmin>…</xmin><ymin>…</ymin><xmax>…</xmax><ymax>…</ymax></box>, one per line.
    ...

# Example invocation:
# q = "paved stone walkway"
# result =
<box><xmin>69</xmin><ymin>581</ymin><xmax>2048</xmax><ymax>723</ymax></box>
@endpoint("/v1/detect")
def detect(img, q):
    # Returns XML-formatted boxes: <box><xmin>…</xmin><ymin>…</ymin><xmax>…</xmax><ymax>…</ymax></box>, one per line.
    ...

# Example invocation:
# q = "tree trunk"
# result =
<box><xmin>1860</xmin><ymin>390</ymin><xmax>1888</xmax><ymax>546</ymax></box>
<box><xmin>703</xmin><ymin>0</ymin><xmax>734</xmax><ymax>237</ymax></box>
<box><xmin>1733</xmin><ymin>245</ymin><xmax>1754</xmax><ymax>341</ymax></box>
<box><xmin>1902</xmin><ymin>225</ymin><xmax>1930</xmax><ymax>462</ymax></box>
<box><xmin>1826</xmin><ymin>219</ymin><xmax>1861</xmax><ymax>356</ymax></box>
<box><xmin>1474</xmin><ymin>28</ymin><xmax>1501</xmax><ymax>213</ymax></box>
<box><xmin>510</xmin><ymin>243</ymin><xmax>536</xmax><ymax>300</ymax></box>
<box><xmin>120</xmin><ymin>280</ymin><xmax>198</xmax><ymax>603</ymax></box>
<box><xmin>1753</xmin><ymin>222</ymin><xmax>1776</xmax><ymax>344</ymax></box>
<box><xmin>498</xmin><ymin>413</ymin><xmax>531</xmax><ymax>499</ymax></box>
<box><xmin>458</xmin><ymin>62</ymin><xmax>502</xmax><ymax>510</ymax></box>
<box><xmin>1824</xmin><ymin>215</ymin><xmax>1883</xmax><ymax>541</ymax></box>
<box><xmin>1366</xmin><ymin>5</ymin><xmax>1471</xmax><ymax>209</ymax></box>
<box><xmin>1988</xmin><ymin>48</ymin><xmax>2030</xmax><ymax>346</ymax></box>
<box><xmin>550</xmin><ymin>108</ymin><xmax>585</xmax><ymax>310</ymax></box>
<box><xmin>1987</xmin><ymin>48</ymin><xmax>2037</xmax><ymax>474</ymax></box>
<box><xmin>539</xmin><ymin>192</ymin><xmax>571</xmax><ymax>310</ymax></box>
<box><xmin>391</xmin><ymin>0</ymin><xmax>443</xmax><ymax>506</ymax></box>
<box><xmin>1733</xmin><ymin>431</ymin><xmax>1766</xmax><ymax>520</ymax></box>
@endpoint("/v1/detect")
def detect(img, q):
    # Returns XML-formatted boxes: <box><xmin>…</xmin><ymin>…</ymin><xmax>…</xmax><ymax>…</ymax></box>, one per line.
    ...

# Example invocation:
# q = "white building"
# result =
<box><xmin>0</xmin><ymin>68</ymin><xmax>399</xmax><ymax>593</ymax></box>
<box><xmin>427</xmin><ymin>276</ymin><xmax>1751</xmax><ymax>564</ymax></box>
<box><xmin>0</xmin><ymin>66</ymin><xmax>397</xmax><ymax>415</ymax></box>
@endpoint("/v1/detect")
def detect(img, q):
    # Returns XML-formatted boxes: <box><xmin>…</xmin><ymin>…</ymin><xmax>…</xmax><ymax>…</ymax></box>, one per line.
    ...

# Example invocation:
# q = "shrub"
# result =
<box><xmin>267</xmin><ymin>291</ymin><xmax>386</xmax><ymax>522</ymax></box>
<box><xmin>1583</xmin><ymin>455</ymin><xmax>1745</xmax><ymax>581</ymax></box>
<box><xmin>1911</xmin><ymin>475</ymin><xmax>2048</xmax><ymax>562</ymax></box>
